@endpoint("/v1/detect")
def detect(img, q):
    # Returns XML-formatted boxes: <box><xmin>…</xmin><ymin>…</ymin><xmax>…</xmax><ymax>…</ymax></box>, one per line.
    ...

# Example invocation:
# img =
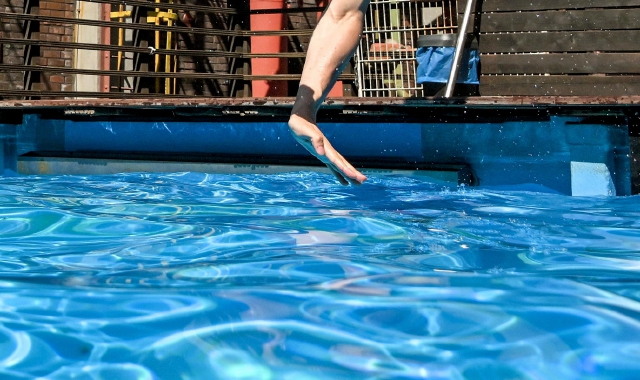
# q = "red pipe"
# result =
<box><xmin>250</xmin><ymin>0</ymin><xmax>288</xmax><ymax>97</ymax></box>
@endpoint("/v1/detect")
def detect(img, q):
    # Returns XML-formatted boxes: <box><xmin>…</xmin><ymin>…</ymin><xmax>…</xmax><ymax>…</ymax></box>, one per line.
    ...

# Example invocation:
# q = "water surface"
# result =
<box><xmin>0</xmin><ymin>172</ymin><xmax>639</xmax><ymax>379</ymax></box>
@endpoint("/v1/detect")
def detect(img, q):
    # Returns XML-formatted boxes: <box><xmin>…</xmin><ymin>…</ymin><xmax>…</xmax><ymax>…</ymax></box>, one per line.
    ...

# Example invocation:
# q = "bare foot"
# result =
<box><xmin>288</xmin><ymin>114</ymin><xmax>367</xmax><ymax>185</ymax></box>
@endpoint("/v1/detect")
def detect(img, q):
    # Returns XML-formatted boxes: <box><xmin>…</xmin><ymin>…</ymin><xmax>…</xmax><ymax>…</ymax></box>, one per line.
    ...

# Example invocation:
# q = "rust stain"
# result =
<box><xmin>1</xmin><ymin>96</ymin><xmax>640</xmax><ymax>110</ymax></box>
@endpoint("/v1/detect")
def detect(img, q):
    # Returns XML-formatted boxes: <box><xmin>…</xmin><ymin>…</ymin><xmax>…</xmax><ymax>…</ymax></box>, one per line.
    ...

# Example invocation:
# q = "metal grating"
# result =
<box><xmin>354</xmin><ymin>0</ymin><xmax>457</xmax><ymax>97</ymax></box>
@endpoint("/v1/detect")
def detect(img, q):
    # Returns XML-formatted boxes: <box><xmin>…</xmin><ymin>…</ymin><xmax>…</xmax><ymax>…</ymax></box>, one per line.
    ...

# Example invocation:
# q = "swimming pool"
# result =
<box><xmin>0</xmin><ymin>171</ymin><xmax>639</xmax><ymax>379</ymax></box>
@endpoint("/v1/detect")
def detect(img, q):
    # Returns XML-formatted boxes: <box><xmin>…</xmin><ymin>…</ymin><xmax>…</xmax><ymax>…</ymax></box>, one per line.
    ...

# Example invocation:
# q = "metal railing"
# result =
<box><xmin>0</xmin><ymin>0</ymin><xmax>357</xmax><ymax>99</ymax></box>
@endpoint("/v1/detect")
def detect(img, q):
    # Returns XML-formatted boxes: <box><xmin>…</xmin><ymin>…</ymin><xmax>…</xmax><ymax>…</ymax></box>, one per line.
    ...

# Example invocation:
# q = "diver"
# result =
<box><xmin>288</xmin><ymin>0</ymin><xmax>370</xmax><ymax>186</ymax></box>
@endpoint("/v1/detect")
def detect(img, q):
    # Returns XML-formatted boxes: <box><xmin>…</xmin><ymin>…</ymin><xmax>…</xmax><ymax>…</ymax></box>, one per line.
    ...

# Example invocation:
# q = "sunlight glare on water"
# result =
<box><xmin>0</xmin><ymin>172</ymin><xmax>639</xmax><ymax>379</ymax></box>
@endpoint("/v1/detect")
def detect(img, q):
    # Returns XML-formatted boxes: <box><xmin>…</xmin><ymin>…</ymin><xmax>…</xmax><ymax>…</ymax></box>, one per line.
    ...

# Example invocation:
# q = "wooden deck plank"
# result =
<box><xmin>481</xmin><ymin>53</ymin><xmax>640</xmax><ymax>75</ymax></box>
<box><xmin>459</xmin><ymin>0</ymin><xmax>640</xmax><ymax>12</ymax></box>
<box><xmin>480</xmin><ymin>30</ymin><xmax>640</xmax><ymax>53</ymax></box>
<box><xmin>466</xmin><ymin>9</ymin><xmax>640</xmax><ymax>33</ymax></box>
<box><xmin>480</xmin><ymin>75</ymin><xmax>640</xmax><ymax>96</ymax></box>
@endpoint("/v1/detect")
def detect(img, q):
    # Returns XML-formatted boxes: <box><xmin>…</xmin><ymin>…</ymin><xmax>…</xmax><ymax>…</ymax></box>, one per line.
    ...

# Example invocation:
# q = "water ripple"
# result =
<box><xmin>0</xmin><ymin>172</ymin><xmax>638</xmax><ymax>378</ymax></box>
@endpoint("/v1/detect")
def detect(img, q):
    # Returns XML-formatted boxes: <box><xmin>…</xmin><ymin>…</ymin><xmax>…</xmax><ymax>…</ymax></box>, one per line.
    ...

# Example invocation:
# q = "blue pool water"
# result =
<box><xmin>1</xmin><ymin>172</ymin><xmax>639</xmax><ymax>379</ymax></box>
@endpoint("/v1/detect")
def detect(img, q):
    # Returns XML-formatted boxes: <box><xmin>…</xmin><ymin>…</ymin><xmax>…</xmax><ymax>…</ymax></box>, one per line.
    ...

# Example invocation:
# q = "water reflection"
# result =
<box><xmin>0</xmin><ymin>172</ymin><xmax>639</xmax><ymax>379</ymax></box>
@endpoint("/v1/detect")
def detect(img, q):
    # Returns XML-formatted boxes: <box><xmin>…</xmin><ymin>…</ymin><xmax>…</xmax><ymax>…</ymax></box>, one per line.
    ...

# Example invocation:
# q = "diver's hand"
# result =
<box><xmin>288</xmin><ymin>114</ymin><xmax>367</xmax><ymax>185</ymax></box>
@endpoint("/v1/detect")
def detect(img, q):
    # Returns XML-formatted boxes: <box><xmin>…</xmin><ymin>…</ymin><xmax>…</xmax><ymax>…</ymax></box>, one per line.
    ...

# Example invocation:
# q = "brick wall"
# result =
<box><xmin>1</xmin><ymin>0</ymin><xmax>27</xmax><ymax>97</ymax></box>
<box><xmin>174</xmin><ymin>0</ymin><xmax>247</xmax><ymax>97</ymax></box>
<box><xmin>0</xmin><ymin>0</ymin><xmax>75</xmax><ymax>98</ymax></box>
<box><xmin>287</xmin><ymin>0</ymin><xmax>319</xmax><ymax>51</ymax></box>
<box><xmin>36</xmin><ymin>0</ymin><xmax>75</xmax><ymax>93</ymax></box>
<box><xmin>174</xmin><ymin>0</ymin><xmax>320</xmax><ymax>97</ymax></box>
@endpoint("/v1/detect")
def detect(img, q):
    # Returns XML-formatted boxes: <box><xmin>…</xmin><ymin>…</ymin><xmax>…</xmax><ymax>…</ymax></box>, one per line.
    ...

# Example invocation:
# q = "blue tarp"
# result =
<box><xmin>416</xmin><ymin>46</ymin><xmax>479</xmax><ymax>84</ymax></box>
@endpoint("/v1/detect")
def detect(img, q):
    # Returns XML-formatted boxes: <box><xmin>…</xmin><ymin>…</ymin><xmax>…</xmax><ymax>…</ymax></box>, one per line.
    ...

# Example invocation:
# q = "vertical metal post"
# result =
<box><xmin>100</xmin><ymin>3</ymin><xmax>111</xmax><ymax>93</ymax></box>
<box><xmin>444</xmin><ymin>0</ymin><xmax>475</xmax><ymax>98</ymax></box>
<box><xmin>117</xmin><ymin>5</ymin><xmax>125</xmax><ymax>72</ymax></box>
<box><xmin>165</xmin><ymin>1</ymin><xmax>174</xmax><ymax>95</ymax></box>
<box><xmin>154</xmin><ymin>0</ymin><xmax>161</xmax><ymax>93</ymax></box>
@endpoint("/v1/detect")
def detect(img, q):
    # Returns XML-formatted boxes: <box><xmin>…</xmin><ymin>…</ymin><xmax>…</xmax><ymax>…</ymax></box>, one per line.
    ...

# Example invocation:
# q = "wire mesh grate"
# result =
<box><xmin>354</xmin><ymin>0</ymin><xmax>457</xmax><ymax>97</ymax></box>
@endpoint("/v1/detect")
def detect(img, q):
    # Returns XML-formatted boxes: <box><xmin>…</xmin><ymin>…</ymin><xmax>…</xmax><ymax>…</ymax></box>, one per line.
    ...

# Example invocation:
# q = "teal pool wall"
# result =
<box><xmin>0</xmin><ymin>104</ymin><xmax>635</xmax><ymax>196</ymax></box>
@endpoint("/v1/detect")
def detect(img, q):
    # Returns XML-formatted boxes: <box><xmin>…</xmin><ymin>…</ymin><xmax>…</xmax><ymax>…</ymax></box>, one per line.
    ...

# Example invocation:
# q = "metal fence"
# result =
<box><xmin>0</xmin><ymin>0</ymin><xmax>342</xmax><ymax>99</ymax></box>
<box><xmin>1</xmin><ymin>0</ymin><xmax>464</xmax><ymax>99</ymax></box>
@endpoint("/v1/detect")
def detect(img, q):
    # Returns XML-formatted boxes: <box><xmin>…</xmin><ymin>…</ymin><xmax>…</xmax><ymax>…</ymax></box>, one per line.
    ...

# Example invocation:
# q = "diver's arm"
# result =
<box><xmin>288</xmin><ymin>0</ymin><xmax>370</xmax><ymax>185</ymax></box>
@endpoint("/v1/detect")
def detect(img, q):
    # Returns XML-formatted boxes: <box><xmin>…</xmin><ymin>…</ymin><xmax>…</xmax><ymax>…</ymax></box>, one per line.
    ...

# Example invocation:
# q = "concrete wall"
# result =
<box><xmin>8</xmin><ymin>109</ymin><xmax>633</xmax><ymax>196</ymax></box>
<box><xmin>420</xmin><ymin>116</ymin><xmax>630</xmax><ymax>196</ymax></box>
<box><xmin>631</xmin><ymin>136</ymin><xmax>640</xmax><ymax>195</ymax></box>
<box><xmin>74</xmin><ymin>1</ymin><xmax>102</xmax><ymax>92</ymax></box>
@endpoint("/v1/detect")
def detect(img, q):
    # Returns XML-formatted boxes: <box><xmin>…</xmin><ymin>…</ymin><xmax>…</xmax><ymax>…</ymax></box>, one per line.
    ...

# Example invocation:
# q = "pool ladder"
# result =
<box><xmin>444</xmin><ymin>0</ymin><xmax>476</xmax><ymax>98</ymax></box>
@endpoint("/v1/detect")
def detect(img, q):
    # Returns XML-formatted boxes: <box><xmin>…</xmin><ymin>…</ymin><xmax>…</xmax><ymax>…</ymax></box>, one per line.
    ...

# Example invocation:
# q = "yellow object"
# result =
<box><xmin>146</xmin><ymin>12</ymin><xmax>179</xmax><ymax>23</ymax></box>
<box><xmin>111</xmin><ymin>5</ymin><xmax>133</xmax><ymax>92</ymax></box>
<box><xmin>107</xmin><ymin>3</ymin><xmax>178</xmax><ymax>94</ymax></box>
<box><xmin>110</xmin><ymin>11</ymin><xmax>132</xmax><ymax>18</ymax></box>
<box><xmin>165</xmin><ymin>7</ymin><xmax>174</xmax><ymax>94</ymax></box>
<box><xmin>148</xmin><ymin>1</ymin><xmax>178</xmax><ymax>93</ymax></box>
